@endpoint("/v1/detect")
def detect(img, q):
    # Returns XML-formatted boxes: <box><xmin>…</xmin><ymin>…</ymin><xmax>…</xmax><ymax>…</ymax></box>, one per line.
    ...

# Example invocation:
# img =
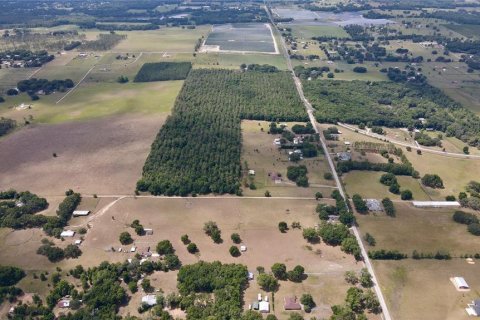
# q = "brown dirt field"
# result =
<box><xmin>0</xmin><ymin>114</ymin><xmax>167</xmax><ymax>196</ymax></box>
<box><xmin>0</xmin><ymin>197</ymin><xmax>364</xmax><ymax>319</ymax></box>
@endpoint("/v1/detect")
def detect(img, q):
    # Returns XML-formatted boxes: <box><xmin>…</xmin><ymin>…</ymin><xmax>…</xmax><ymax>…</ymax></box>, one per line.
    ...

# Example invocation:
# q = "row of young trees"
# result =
<box><xmin>138</xmin><ymin>69</ymin><xmax>306</xmax><ymax>196</ymax></box>
<box><xmin>134</xmin><ymin>62</ymin><xmax>192</xmax><ymax>82</ymax></box>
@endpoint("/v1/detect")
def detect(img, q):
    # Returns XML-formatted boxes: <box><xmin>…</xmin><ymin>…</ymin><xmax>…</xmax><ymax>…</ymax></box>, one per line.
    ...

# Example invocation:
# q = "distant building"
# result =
<box><xmin>57</xmin><ymin>299</ymin><xmax>71</xmax><ymax>308</ymax></box>
<box><xmin>284</xmin><ymin>296</ymin><xmax>301</xmax><ymax>310</ymax></box>
<box><xmin>60</xmin><ymin>230</ymin><xmax>75</xmax><ymax>237</ymax></box>
<box><xmin>142</xmin><ymin>295</ymin><xmax>157</xmax><ymax>306</ymax></box>
<box><xmin>144</xmin><ymin>228</ymin><xmax>153</xmax><ymax>235</ymax></box>
<box><xmin>337</xmin><ymin>152</ymin><xmax>351</xmax><ymax>162</ymax></box>
<box><xmin>453</xmin><ymin>277</ymin><xmax>470</xmax><ymax>290</ymax></box>
<box><xmin>73</xmin><ymin>210</ymin><xmax>90</xmax><ymax>217</ymax></box>
<box><xmin>247</xmin><ymin>272</ymin><xmax>254</xmax><ymax>280</ymax></box>
<box><xmin>413</xmin><ymin>201</ymin><xmax>460</xmax><ymax>208</ymax></box>
<box><xmin>259</xmin><ymin>301</ymin><xmax>270</xmax><ymax>313</ymax></box>
<box><xmin>366</xmin><ymin>199</ymin><xmax>383</xmax><ymax>212</ymax></box>
<box><xmin>466</xmin><ymin>299</ymin><xmax>480</xmax><ymax>316</ymax></box>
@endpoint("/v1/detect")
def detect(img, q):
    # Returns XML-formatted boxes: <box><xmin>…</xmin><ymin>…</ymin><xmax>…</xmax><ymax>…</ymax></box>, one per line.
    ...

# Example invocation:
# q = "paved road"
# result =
<box><xmin>265</xmin><ymin>5</ymin><xmax>392</xmax><ymax>320</ymax></box>
<box><xmin>338</xmin><ymin>122</ymin><xmax>480</xmax><ymax>160</ymax></box>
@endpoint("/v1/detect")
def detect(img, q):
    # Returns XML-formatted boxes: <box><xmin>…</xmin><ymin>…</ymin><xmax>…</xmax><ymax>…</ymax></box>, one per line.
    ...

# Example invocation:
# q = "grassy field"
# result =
<box><xmin>290</xmin><ymin>25</ymin><xmax>350</xmax><ymax>40</ymax></box>
<box><xmin>292</xmin><ymin>60</ymin><xmax>389</xmax><ymax>81</ymax></box>
<box><xmin>357</xmin><ymin>202</ymin><xmax>479</xmax><ymax>254</ymax></box>
<box><xmin>357</xmin><ymin>200</ymin><xmax>480</xmax><ymax>320</ymax></box>
<box><xmin>113</xmin><ymin>26</ymin><xmax>211</xmax><ymax>52</ymax></box>
<box><xmin>241</xmin><ymin>120</ymin><xmax>337</xmax><ymax>197</ymax></box>
<box><xmin>374</xmin><ymin>260</ymin><xmax>480</xmax><ymax>320</ymax></box>
<box><xmin>444</xmin><ymin>24</ymin><xmax>480</xmax><ymax>39</ymax></box>
<box><xmin>0</xmin><ymin>80</ymin><xmax>182</xmax><ymax>124</ymax></box>
<box><xmin>343</xmin><ymin>171</ymin><xmax>431</xmax><ymax>201</ymax></box>
<box><xmin>0</xmin><ymin>197</ymin><xmax>362</xmax><ymax>320</ymax></box>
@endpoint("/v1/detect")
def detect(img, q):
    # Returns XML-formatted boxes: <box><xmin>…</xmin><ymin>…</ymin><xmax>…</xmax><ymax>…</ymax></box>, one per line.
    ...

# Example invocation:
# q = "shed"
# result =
<box><xmin>284</xmin><ymin>296</ymin><xmax>301</xmax><ymax>310</ymax></box>
<box><xmin>248</xmin><ymin>170</ymin><xmax>255</xmax><ymax>175</ymax></box>
<box><xmin>72</xmin><ymin>210</ymin><xmax>90</xmax><ymax>217</ymax></box>
<box><xmin>240</xmin><ymin>245</ymin><xmax>247</xmax><ymax>252</ymax></box>
<box><xmin>252</xmin><ymin>301</ymin><xmax>259</xmax><ymax>310</ymax></box>
<box><xmin>413</xmin><ymin>201</ymin><xmax>460</xmax><ymax>208</ymax></box>
<box><xmin>130</xmin><ymin>246</ymin><xmax>136</xmax><ymax>252</ymax></box>
<box><xmin>60</xmin><ymin>230</ymin><xmax>75</xmax><ymax>237</ymax></box>
<box><xmin>144</xmin><ymin>228</ymin><xmax>153</xmax><ymax>235</ymax></box>
<box><xmin>466</xmin><ymin>299</ymin><xmax>480</xmax><ymax>316</ymax></box>
<box><xmin>142</xmin><ymin>295</ymin><xmax>157</xmax><ymax>306</ymax></box>
<box><xmin>74</xmin><ymin>240</ymin><xmax>82</xmax><ymax>245</ymax></box>
<box><xmin>453</xmin><ymin>277</ymin><xmax>470</xmax><ymax>290</ymax></box>
<box><xmin>259</xmin><ymin>301</ymin><xmax>270</xmax><ymax>313</ymax></box>
<box><xmin>248</xmin><ymin>272</ymin><xmax>254</xmax><ymax>280</ymax></box>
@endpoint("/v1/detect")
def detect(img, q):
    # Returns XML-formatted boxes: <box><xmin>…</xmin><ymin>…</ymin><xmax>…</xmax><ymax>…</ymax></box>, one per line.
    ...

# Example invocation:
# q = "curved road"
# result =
<box><xmin>338</xmin><ymin>122</ymin><xmax>480</xmax><ymax>160</ymax></box>
<box><xmin>265</xmin><ymin>4</ymin><xmax>392</xmax><ymax>320</ymax></box>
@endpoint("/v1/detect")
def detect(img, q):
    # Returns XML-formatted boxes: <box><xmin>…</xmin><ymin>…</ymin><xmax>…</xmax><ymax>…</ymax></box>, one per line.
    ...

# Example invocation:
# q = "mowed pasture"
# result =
<box><xmin>290</xmin><ymin>25</ymin><xmax>350</xmax><ymax>40</ymax></box>
<box><xmin>0</xmin><ymin>114</ymin><xmax>168</xmax><ymax>195</ymax></box>
<box><xmin>241</xmin><ymin>120</ymin><xmax>337</xmax><ymax>198</ymax></box>
<box><xmin>374</xmin><ymin>260</ymin><xmax>480</xmax><ymax>320</ymax></box>
<box><xmin>444</xmin><ymin>23</ymin><xmax>480</xmax><ymax>39</ymax></box>
<box><xmin>203</xmin><ymin>23</ymin><xmax>278</xmax><ymax>53</ymax></box>
<box><xmin>113</xmin><ymin>26</ymin><xmax>210</xmax><ymax>52</ymax></box>
<box><xmin>343</xmin><ymin>171</ymin><xmax>430</xmax><ymax>201</ymax></box>
<box><xmin>0</xmin><ymin>197</ymin><xmax>362</xmax><ymax>319</ymax></box>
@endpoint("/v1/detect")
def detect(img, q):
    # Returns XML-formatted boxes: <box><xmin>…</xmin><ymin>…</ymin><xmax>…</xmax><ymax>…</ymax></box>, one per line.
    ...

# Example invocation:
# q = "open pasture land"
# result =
<box><xmin>374</xmin><ymin>260</ymin><xmax>480</xmax><ymax>320</ymax></box>
<box><xmin>202</xmin><ymin>23</ymin><xmax>278</xmax><ymax>54</ymax></box>
<box><xmin>293</xmin><ymin>60</ymin><xmax>388</xmax><ymax>81</ymax></box>
<box><xmin>343</xmin><ymin>171</ymin><xmax>430</xmax><ymax>201</ymax></box>
<box><xmin>357</xmin><ymin>202</ymin><xmax>480</xmax><ymax>317</ymax></box>
<box><xmin>290</xmin><ymin>25</ymin><xmax>350</xmax><ymax>40</ymax></box>
<box><xmin>356</xmin><ymin>202</ymin><xmax>480</xmax><ymax>254</ymax></box>
<box><xmin>0</xmin><ymin>114</ymin><xmax>169</xmax><ymax>195</ymax></box>
<box><xmin>0</xmin><ymin>80</ymin><xmax>182</xmax><ymax>124</ymax></box>
<box><xmin>113</xmin><ymin>26</ymin><xmax>210</xmax><ymax>52</ymax></box>
<box><xmin>27</xmin><ymin>197</ymin><xmax>361</xmax><ymax>319</ymax></box>
<box><xmin>241</xmin><ymin>120</ymin><xmax>336</xmax><ymax>197</ymax></box>
<box><xmin>193</xmin><ymin>52</ymin><xmax>288</xmax><ymax>70</ymax></box>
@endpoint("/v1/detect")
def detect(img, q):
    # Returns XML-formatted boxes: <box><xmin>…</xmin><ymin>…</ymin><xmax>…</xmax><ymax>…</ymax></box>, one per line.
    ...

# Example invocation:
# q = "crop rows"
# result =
<box><xmin>138</xmin><ymin>69</ymin><xmax>306</xmax><ymax>196</ymax></box>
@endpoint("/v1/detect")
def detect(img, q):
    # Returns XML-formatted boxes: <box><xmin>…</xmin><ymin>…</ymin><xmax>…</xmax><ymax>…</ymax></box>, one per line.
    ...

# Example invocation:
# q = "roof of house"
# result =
<box><xmin>142</xmin><ymin>295</ymin><xmax>157</xmax><ymax>306</ymax></box>
<box><xmin>454</xmin><ymin>277</ymin><xmax>469</xmax><ymax>288</ymax></box>
<box><xmin>284</xmin><ymin>296</ymin><xmax>301</xmax><ymax>310</ymax></box>
<box><xmin>60</xmin><ymin>230</ymin><xmax>75</xmax><ymax>237</ymax></box>
<box><xmin>72</xmin><ymin>210</ymin><xmax>90</xmax><ymax>216</ymax></box>
<box><xmin>412</xmin><ymin>201</ymin><xmax>460</xmax><ymax>207</ymax></box>
<box><xmin>259</xmin><ymin>301</ymin><xmax>269</xmax><ymax>312</ymax></box>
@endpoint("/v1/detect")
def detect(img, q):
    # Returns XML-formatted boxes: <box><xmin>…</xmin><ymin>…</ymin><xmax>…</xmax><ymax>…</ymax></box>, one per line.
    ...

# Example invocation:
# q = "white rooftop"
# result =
<box><xmin>142</xmin><ymin>295</ymin><xmax>157</xmax><ymax>306</ymax></box>
<box><xmin>60</xmin><ymin>230</ymin><xmax>75</xmax><ymax>237</ymax></box>
<box><xmin>412</xmin><ymin>201</ymin><xmax>460</xmax><ymax>208</ymax></box>
<box><xmin>259</xmin><ymin>301</ymin><xmax>270</xmax><ymax>313</ymax></box>
<box><xmin>73</xmin><ymin>210</ymin><xmax>90</xmax><ymax>216</ymax></box>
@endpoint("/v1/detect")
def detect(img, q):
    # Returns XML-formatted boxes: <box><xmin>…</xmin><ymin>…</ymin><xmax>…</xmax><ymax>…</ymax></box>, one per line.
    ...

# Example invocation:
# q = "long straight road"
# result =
<box><xmin>265</xmin><ymin>4</ymin><xmax>392</xmax><ymax>320</ymax></box>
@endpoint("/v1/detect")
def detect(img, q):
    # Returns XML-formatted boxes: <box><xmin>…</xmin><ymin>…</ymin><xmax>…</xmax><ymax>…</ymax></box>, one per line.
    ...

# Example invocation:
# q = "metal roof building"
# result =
<box><xmin>412</xmin><ymin>201</ymin><xmax>460</xmax><ymax>208</ymax></box>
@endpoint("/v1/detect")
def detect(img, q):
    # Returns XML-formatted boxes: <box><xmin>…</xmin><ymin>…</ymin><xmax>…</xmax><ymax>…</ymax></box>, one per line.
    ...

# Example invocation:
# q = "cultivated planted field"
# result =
<box><xmin>203</xmin><ymin>23</ymin><xmax>277</xmax><ymax>53</ymax></box>
<box><xmin>139</xmin><ymin>69</ymin><xmax>306</xmax><ymax>196</ymax></box>
<box><xmin>113</xmin><ymin>27</ymin><xmax>210</xmax><ymax>52</ymax></box>
<box><xmin>134</xmin><ymin>62</ymin><xmax>192</xmax><ymax>82</ymax></box>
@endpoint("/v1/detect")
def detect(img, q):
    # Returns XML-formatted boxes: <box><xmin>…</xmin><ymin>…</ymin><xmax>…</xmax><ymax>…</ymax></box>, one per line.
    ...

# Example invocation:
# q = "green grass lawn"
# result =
<box><xmin>343</xmin><ymin>171</ymin><xmax>430</xmax><ymax>201</ymax></box>
<box><xmin>113</xmin><ymin>26</ymin><xmax>211</xmax><ymax>52</ymax></box>
<box><xmin>290</xmin><ymin>25</ymin><xmax>350</xmax><ymax>40</ymax></box>
<box><xmin>0</xmin><ymin>80</ymin><xmax>183</xmax><ymax>124</ymax></box>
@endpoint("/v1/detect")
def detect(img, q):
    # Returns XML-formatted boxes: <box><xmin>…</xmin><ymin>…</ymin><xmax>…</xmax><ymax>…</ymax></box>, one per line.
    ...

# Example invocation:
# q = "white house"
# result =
<box><xmin>60</xmin><ymin>230</ymin><xmax>75</xmax><ymax>237</ymax></box>
<box><xmin>453</xmin><ymin>277</ymin><xmax>470</xmax><ymax>290</ymax></box>
<box><xmin>142</xmin><ymin>295</ymin><xmax>157</xmax><ymax>306</ymax></box>
<box><xmin>73</xmin><ymin>210</ymin><xmax>90</xmax><ymax>217</ymax></box>
<box><xmin>259</xmin><ymin>301</ymin><xmax>270</xmax><ymax>313</ymax></box>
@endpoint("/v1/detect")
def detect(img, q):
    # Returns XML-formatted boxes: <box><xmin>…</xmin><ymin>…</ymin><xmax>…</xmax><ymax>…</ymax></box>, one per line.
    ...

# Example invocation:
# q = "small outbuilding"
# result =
<box><xmin>240</xmin><ymin>245</ymin><xmax>247</xmax><ymax>252</ymax></box>
<box><xmin>466</xmin><ymin>299</ymin><xmax>480</xmax><ymax>316</ymax></box>
<box><xmin>252</xmin><ymin>301</ymin><xmax>259</xmax><ymax>310</ymax></box>
<box><xmin>72</xmin><ymin>210</ymin><xmax>90</xmax><ymax>217</ymax></box>
<box><xmin>60</xmin><ymin>230</ymin><xmax>75</xmax><ymax>237</ymax></box>
<box><xmin>57</xmin><ymin>299</ymin><xmax>71</xmax><ymax>308</ymax></box>
<box><xmin>259</xmin><ymin>301</ymin><xmax>270</xmax><ymax>313</ymax></box>
<box><xmin>247</xmin><ymin>272</ymin><xmax>254</xmax><ymax>280</ymax></box>
<box><xmin>453</xmin><ymin>276</ymin><xmax>470</xmax><ymax>290</ymax></box>
<box><xmin>284</xmin><ymin>296</ymin><xmax>301</xmax><ymax>310</ymax></box>
<box><xmin>74</xmin><ymin>240</ymin><xmax>82</xmax><ymax>245</ymax></box>
<box><xmin>142</xmin><ymin>295</ymin><xmax>157</xmax><ymax>306</ymax></box>
<box><xmin>144</xmin><ymin>228</ymin><xmax>153</xmax><ymax>235</ymax></box>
